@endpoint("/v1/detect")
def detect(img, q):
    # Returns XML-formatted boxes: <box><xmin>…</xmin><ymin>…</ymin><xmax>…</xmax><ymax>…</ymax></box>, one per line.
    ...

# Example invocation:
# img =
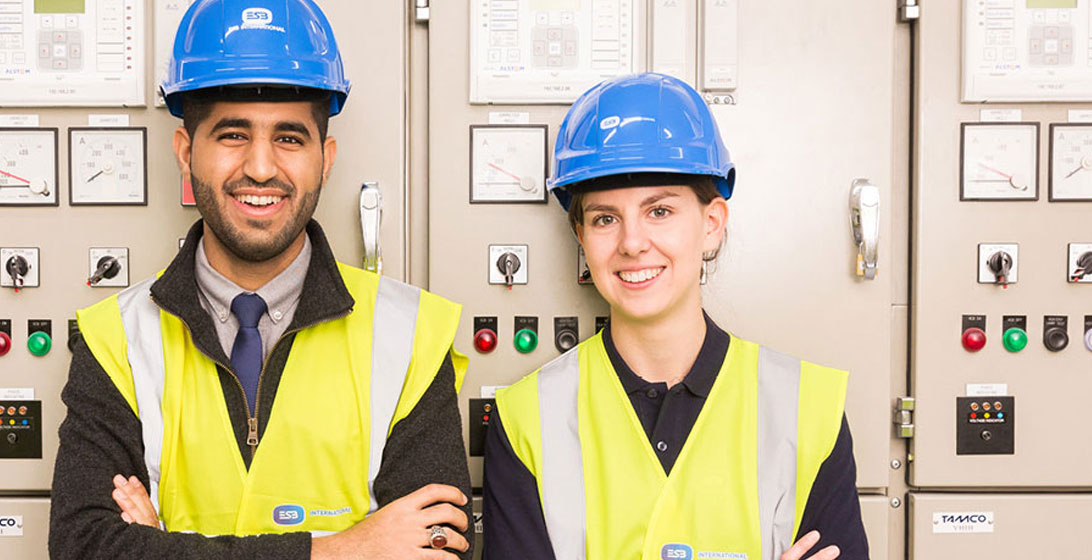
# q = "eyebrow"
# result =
<box><xmin>209</xmin><ymin>118</ymin><xmax>313</xmax><ymax>140</ymax></box>
<box><xmin>584</xmin><ymin>190</ymin><xmax>681</xmax><ymax>214</ymax></box>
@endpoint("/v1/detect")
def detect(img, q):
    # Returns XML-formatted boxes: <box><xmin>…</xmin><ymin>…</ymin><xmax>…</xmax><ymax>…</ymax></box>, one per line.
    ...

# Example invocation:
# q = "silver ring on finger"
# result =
<box><xmin>428</xmin><ymin>525</ymin><xmax>448</xmax><ymax>549</ymax></box>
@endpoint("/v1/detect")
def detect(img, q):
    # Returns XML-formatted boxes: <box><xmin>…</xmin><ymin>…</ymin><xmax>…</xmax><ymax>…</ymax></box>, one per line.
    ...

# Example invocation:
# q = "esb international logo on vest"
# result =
<box><xmin>661</xmin><ymin>543</ymin><xmax>749</xmax><ymax>560</ymax></box>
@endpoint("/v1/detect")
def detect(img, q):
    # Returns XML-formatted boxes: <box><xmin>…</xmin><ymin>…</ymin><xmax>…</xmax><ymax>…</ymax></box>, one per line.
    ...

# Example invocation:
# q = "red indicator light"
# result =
<box><xmin>961</xmin><ymin>327</ymin><xmax>987</xmax><ymax>352</ymax></box>
<box><xmin>474</xmin><ymin>328</ymin><xmax>498</xmax><ymax>354</ymax></box>
<box><xmin>483</xmin><ymin>415</ymin><xmax>490</xmax><ymax>422</ymax></box>
<box><xmin>970</xmin><ymin>412</ymin><xmax>977</xmax><ymax>419</ymax></box>
<box><xmin>0</xmin><ymin>331</ymin><xmax>10</xmax><ymax>356</ymax></box>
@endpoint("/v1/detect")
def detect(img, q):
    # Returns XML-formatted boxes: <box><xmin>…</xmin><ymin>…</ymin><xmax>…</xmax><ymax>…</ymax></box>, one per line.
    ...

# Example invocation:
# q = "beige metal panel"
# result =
<box><xmin>860</xmin><ymin>495</ymin><xmax>891</xmax><ymax>560</ymax></box>
<box><xmin>701</xmin><ymin>0</ymin><xmax>899</xmax><ymax>489</ymax></box>
<box><xmin>0</xmin><ymin>498</ymin><xmax>50</xmax><ymax>557</ymax></box>
<box><xmin>429</xmin><ymin>0</ymin><xmax>902</xmax><ymax>491</ymax></box>
<box><xmin>0</xmin><ymin>0</ymin><xmax>408</xmax><ymax>495</ymax></box>
<box><xmin>909</xmin><ymin>493</ymin><xmax>1092</xmax><ymax>558</ymax></box>
<box><xmin>912</xmin><ymin>0</ymin><xmax>1092</xmax><ymax>487</ymax></box>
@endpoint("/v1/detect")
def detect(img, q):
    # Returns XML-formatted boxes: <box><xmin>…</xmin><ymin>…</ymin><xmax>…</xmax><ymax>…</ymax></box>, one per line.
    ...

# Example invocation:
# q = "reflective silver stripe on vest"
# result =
<box><xmin>367</xmin><ymin>276</ymin><xmax>421</xmax><ymax>514</ymax></box>
<box><xmin>119</xmin><ymin>274</ymin><xmax>420</xmax><ymax>521</ymax></box>
<box><xmin>117</xmin><ymin>277</ymin><xmax>167</xmax><ymax>517</ymax></box>
<box><xmin>757</xmin><ymin>346</ymin><xmax>801</xmax><ymax>560</ymax></box>
<box><xmin>537</xmin><ymin>344</ymin><xmax>801</xmax><ymax>560</ymax></box>
<box><xmin>537</xmin><ymin>347</ymin><xmax>585</xmax><ymax>560</ymax></box>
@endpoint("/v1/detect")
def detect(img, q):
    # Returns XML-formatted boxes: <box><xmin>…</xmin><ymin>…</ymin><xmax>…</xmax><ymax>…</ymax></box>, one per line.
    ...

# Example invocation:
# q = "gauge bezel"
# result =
<box><xmin>1048</xmin><ymin>122</ymin><xmax>1092</xmax><ymax>202</ymax></box>
<box><xmin>0</xmin><ymin>127</ymin><xmax>59</xmax><ymax>207</ymax></box>
<box><xmin>67</xmin><ymin>126</ymin><xmax>148</xmax><ymax>206</ymax></box>
<box><xmin>469</xmin><ymin>124</ymin><xmax>550</xmax><ymax>204</ymax></box>
<box><xmin>959</xmin><ymin>121</ymin><xmax>1040</xmax><ymax>202</ymax></box>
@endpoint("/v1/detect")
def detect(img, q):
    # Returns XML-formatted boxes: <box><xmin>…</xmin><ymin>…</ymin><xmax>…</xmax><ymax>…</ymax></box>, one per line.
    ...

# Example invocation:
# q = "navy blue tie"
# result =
<box><xmin>230</xmin><ymin>293</ymin><xmax>267</xmax><ymax>414</ymax></box>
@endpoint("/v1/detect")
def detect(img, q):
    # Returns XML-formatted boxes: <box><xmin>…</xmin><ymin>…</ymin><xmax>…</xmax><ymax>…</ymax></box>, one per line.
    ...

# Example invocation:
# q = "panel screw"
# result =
<box><xmin>890</xmin><ymin>459</ymin><xmax>902</xmax><ymax>470</ymax></box>
<box><xmin>890</xmin><ymin>497</ymin><xmax>902</xmax><ymax>508</ymax></box>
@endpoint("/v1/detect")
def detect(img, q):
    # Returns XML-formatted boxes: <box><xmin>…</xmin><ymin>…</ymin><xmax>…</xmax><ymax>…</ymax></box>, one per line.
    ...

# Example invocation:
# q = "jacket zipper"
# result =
<box><xmin>152</xmin><ymin>293</ymin><xmax>351</xmax><ymax>462</ymax></box>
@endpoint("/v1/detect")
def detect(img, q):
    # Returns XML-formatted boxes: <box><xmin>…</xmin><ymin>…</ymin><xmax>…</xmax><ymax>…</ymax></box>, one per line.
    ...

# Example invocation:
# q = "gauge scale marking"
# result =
<box><xmin>469</xmin><ymin>124</ymin><xmax>549</xmax><ymax>204</ymax></box>
<box><xmin>69</xmin><ymin>127</ymin><xmax>148</xmax><ymax>206</ymax></box>
<box><xmin>960</xmin><ymin>122</ymin><xmax>1039</xmax><ymax>201</ymax></box>
<box><xmin>0</xmin><ymin>128</ymin><xmax>59</xmax><ymax>207</ymax></box>
<box><xmin>1049</xmin><ymin>123</ymin><xmax>1092</xmax><ymax>201</ymax></box>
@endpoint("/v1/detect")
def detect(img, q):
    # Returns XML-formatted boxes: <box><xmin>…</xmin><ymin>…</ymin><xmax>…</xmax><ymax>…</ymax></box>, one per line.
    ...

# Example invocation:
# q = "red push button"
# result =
<box><xmin>0</xmin><ymin>331</ymin><xmax>10</xmax><ymax>356</ymax></box>
<box><xmin>473</xmin><ymin>328</ymin><xmax>498</xmax><ymax>354</ymax></box>
<box><xmin>962</xmin><ymin>327</ymin><xmax>987</xmax><ymax>352</ymax></box>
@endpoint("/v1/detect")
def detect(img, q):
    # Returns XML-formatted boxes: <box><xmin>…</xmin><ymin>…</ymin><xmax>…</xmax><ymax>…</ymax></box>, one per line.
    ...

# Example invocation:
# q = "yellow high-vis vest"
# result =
<box><xmin>76</xmin><ymin>263</ymin><xmax>467</xmax><ymax>536</ymax></box>
<box><xmin>496</xmin><ymin>333</ymin><xmax>847</xmax><ymax>560</ymax></box>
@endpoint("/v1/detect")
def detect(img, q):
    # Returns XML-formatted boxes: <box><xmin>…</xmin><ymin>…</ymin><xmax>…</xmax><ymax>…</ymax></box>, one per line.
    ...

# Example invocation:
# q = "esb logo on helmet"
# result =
<box><xmin>242</xmin><ymin>7</ymin><xmax>273</xmax><ymax>27</ymax></box>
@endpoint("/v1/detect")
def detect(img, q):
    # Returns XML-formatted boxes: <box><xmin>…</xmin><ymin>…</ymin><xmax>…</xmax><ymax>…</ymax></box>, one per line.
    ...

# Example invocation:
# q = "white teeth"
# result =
<box><xmin>618</xmin><ymin>267</ymin><xmax>663</xmax><ymax>283</ymax></box>
<box><xmin>234</xmin><ymin>194</ymin><xmax>283</xmax><ymax>207</ymax></box>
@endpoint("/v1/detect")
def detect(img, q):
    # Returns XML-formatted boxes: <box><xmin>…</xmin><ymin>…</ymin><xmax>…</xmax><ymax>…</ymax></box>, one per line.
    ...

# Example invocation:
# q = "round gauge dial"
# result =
<box><xmin>470</xmin><ymin>125</ymin><xmax>548</xmax><ymax>203</ymax></box>
<box><xmin>960</xmin><ymin>123</ymin><xmax>1039</xmax><ymax>201</ymax></box>
<box><xmin>69</xmin><ymin>128</ymin><xmax>147</xmax><ymax>205</ymax></box>
<box><xmin>0</xmin><ymin>128</ymin><xmax>57</xmax><ymax>206</ymax></box>
<box><xmin>1050</xmin><ymin>123</ymin><xmax>1092</xmax><ymax>201</ymax></box>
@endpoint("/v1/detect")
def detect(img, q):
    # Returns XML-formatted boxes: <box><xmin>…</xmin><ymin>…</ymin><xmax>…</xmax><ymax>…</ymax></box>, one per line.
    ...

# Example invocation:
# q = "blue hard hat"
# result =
<box><xmin>550</xmin><ymin>73</ymin><xmax>735</xmax><ymax>210</ymax></box>
<box><xmin>161</xmin><ymin>0</ymin><xmax>351</xmax><ymax>118</ymax></box>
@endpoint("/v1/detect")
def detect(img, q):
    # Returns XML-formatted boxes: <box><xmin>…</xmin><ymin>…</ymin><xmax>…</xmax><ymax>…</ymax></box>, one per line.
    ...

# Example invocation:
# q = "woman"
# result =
<box><xmin>482</xmin><ymin>73</ymin><xmax>868</xmax><ymax>560</ymax></box>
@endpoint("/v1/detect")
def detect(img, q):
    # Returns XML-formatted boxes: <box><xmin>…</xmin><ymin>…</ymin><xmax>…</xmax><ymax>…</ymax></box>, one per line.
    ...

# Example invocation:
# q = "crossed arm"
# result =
<box><xmin>50</xmin><ymin>335</ymin><xmax>475</xmax><ymax>560</ymax></box>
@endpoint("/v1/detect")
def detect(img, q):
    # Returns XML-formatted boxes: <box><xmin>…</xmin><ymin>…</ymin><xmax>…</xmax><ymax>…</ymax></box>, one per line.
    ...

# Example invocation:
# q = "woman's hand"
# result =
<box><xmin>111</xmin><ymin>474</ymin><xmax>161</xmax><ymax>528</ymax></box>
<box><xmin>780</xmin><ymin>530</ymin><xmax>839</xmax><ymax>560</ymax></box>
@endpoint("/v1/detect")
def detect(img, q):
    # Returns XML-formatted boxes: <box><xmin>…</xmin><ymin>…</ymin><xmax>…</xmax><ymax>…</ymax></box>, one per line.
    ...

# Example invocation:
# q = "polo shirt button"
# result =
<box><xmin>656</xmin><ymin>441</ymin><xmax>668</xmax><ymax>452</ymax></box>
<box><xmin>272</xmin><ymin>310</ymin><xmax>283</xmax><ymax>321</ymax></box>
<box><xmin>647</xmin><ymin>388</ymin><xmax>659</xmax><ymax>399</ymax></box>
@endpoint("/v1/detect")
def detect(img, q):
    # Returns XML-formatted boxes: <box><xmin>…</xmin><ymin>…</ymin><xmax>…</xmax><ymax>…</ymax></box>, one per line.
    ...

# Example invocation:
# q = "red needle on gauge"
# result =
<box><xmin>978</xmin><ymin>162</ymin><xmax>1012</xmax><ymax>179</ymax></box>
<box><xmin>488</xmin><ymin>162</ymin><xmax>522</xmax><ymax>182</ymax></box>
<box><xmin>0</xmin><ymin>168</ymin><xmax>30</xmax><ymax>185</ymax></box>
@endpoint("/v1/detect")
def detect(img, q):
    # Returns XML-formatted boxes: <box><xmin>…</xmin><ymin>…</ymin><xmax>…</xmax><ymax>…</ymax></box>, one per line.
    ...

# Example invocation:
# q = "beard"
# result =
<box><xmin>191</xmin><ymin>170</ymin><xmax>322</xmax><ymax>263</ymax></box>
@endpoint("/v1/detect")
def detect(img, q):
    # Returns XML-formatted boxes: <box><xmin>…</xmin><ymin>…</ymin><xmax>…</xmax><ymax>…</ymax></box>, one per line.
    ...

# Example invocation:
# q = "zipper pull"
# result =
<box><xmin>247</xmin><ymin>417</ymin><xmax>259</xmax><ymax>447</ymax></box>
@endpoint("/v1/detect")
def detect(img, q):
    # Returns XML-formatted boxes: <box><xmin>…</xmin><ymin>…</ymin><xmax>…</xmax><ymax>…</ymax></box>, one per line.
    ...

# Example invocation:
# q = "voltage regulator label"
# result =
<box><xmin>932</xmin><ymin>512</ymin><xmax>994</xmax><ymax>533</ymax></box>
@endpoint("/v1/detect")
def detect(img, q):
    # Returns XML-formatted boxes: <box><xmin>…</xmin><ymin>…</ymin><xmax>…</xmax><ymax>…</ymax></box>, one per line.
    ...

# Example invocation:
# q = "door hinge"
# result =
<box><xmin>899</xmin><ymin>0</ymin><xmax>920</xmax><ymax>22</ymax></box>
<box><xmin>415</xmin><ymin>0</ymin><xmax>430</xmax><ymax>23</ymax></box>
<box><xmin>894</xmin><ymin>397</ymin><xmax>915</xmax><ymax>438</ymax></box>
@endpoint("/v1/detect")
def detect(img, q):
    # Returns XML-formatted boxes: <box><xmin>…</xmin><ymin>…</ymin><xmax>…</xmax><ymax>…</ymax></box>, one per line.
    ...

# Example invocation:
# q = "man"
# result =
<box><xmin>49</xmin><ymin>1</ymin><xmax>472</xmax><ymax>558</ymax></box>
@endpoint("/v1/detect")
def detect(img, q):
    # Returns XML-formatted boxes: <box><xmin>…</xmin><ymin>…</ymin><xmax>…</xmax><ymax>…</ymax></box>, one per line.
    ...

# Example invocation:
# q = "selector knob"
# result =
<box><xmin>496</xmin><ymin>252</ymin><xmax>521</xmax><ymax>288</ymax></box>
<box><xmin>1075</xmin><ymin>252</ymin><xmax>1092</xmax><ymax>281</ymax></box>
<box><xmin>473</xmin><ymin>328</ymin><xmax>498</xmax><ymax>354</ymax></box>
<box><xmin>87</xmin><ymin>256</ymin><xmax>121</xmax><ymax>286</ymax></box>
<box><xmin>961</xmin><ymin>328</ymin><xmax>986</xmax><ymax>352</ymax></box>
<box><xmin>987</xmin><ymin>251</ymin><xmax>1013</xmax><ymax>285</ymax></box>
<box><xmin>5</xmin><ymin>255</ymin><xmax>28</xmax><ymax>291</ymax></box>
<box><xmin>1044</xmin><ymin>327</ymin><xmax>1069</xmax><ymax>352</ymax></box>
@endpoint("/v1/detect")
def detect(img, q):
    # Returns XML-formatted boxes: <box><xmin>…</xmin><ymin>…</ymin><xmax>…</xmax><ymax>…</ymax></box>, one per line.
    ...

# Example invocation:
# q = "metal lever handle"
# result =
<box><xmin>360</xmin><ymin>182</ymin><xmax>383</xmax><ymax>275</ymax></box>
<box><xmin>850</xmin><ymin>179</ymin><xmax>880</xmax><ymax>280</ymax></box>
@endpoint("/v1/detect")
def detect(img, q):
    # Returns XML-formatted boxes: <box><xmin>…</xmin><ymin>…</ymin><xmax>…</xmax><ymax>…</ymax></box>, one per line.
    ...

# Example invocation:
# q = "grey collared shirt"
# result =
<box><xmin>194</xmin><ymin>235</ymin><xmax>311</xmax><ymax>363</ymax></box>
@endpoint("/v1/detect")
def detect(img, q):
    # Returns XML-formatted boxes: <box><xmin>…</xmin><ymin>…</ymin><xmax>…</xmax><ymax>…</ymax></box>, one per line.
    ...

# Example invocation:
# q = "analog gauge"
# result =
<box><xmin>470</xmin><ymin>124</ymin><xmax>549</xmax><ymax>203</ymax></box>
<box><xmin>1049</xmin><ymin>123</ymin><xmax>1092</xmax><ymax>201</ymax></box>
<box><xmin>69</xmin><ymin>128</ymin><xmax>148</xmax><ymax>205</ymax></box>
<box><xmin>0</xmin><ymin>128</ymin><xmax>58</xmax><ymax>206</ymax></box>
<box><xmin>960</xmin><ymin>122</ymin><xmax>1039</xmax><ymax>201</ymax></box>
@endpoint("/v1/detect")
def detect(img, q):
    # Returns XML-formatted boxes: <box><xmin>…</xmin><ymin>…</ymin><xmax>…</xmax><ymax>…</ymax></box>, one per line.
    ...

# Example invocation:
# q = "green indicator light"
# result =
<box><xmin>1002</xmin><ymin>328</ymin><xmax>1027</xmax><ymax>353</ymax></box>
<box><xmin>514</xmin><ymin>329</ymin><xmax>538</xmax><ymax>354</ymax></box>
<box><xmin>27</xmin><ymin>331</ymin><xmax>52</xmax><ymax>357</ymax></box>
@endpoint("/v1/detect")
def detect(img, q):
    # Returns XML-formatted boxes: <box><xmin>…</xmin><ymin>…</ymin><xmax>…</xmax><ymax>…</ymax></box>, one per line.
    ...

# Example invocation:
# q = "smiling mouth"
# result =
<box><xmin>233</xmin><ymin>193</ymin><xmax>285</xmax><ymax>207</ymax></box>
<box><xmin>617</xmin><ymin>267</ymin><xmax>665</xmax><ymax>283</ymax></box>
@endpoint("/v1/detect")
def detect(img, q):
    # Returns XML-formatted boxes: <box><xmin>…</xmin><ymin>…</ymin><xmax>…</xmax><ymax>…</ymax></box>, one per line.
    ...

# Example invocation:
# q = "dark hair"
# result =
<box><xmin>182</xmin><ymin>86</ymin><xmax>332</xmax><ymax>142</ymax></box>
<box><xmin>566</xmin><ymin>172</ymin><xmax>726</xmax><ymax>261</ymax></box>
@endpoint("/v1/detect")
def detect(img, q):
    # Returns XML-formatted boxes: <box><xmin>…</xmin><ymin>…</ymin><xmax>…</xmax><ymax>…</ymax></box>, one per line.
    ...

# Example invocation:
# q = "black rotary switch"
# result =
<box><xmin>5</xmin><ymin>255</ymin><xmax>29</xmax><ymax>289</ymax></box>
<box><xmin>1074</xmin><ymin>252</ymin><xmax>1092</xmax><ymax>281</ymax></box>
<box><xmin>987</xmin><ymin>251</ymin><xmax>1013</xmax><ymax>285</ymax></box>
<box><xmin>88</xmin><ymin>256</ymin><xmax>121</xmax><ymax>286</ymax></box>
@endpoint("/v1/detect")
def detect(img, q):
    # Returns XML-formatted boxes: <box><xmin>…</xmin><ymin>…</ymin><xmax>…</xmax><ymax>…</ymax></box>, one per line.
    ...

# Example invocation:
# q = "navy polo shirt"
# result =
<box><xmin>481</xmin><ymin>314</ymin><xmax>870</xmax><ymax>559</ymax></box>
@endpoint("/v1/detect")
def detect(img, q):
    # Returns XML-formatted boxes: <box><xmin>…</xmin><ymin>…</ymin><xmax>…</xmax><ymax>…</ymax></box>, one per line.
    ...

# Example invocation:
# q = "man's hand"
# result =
<box><xmin>111</xmin><ymin>474</ymin><xmax>160</xmax><ymax>528</ymax></box>
<box><xmin>780</xmin><ymin>530</ymin><xmax>840</xmax><ymax>560</ymax></box>
<box><xmin>311</xmin><ymin>484</ymin><xmax>470</xmax><ymax>560</ymax></box>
